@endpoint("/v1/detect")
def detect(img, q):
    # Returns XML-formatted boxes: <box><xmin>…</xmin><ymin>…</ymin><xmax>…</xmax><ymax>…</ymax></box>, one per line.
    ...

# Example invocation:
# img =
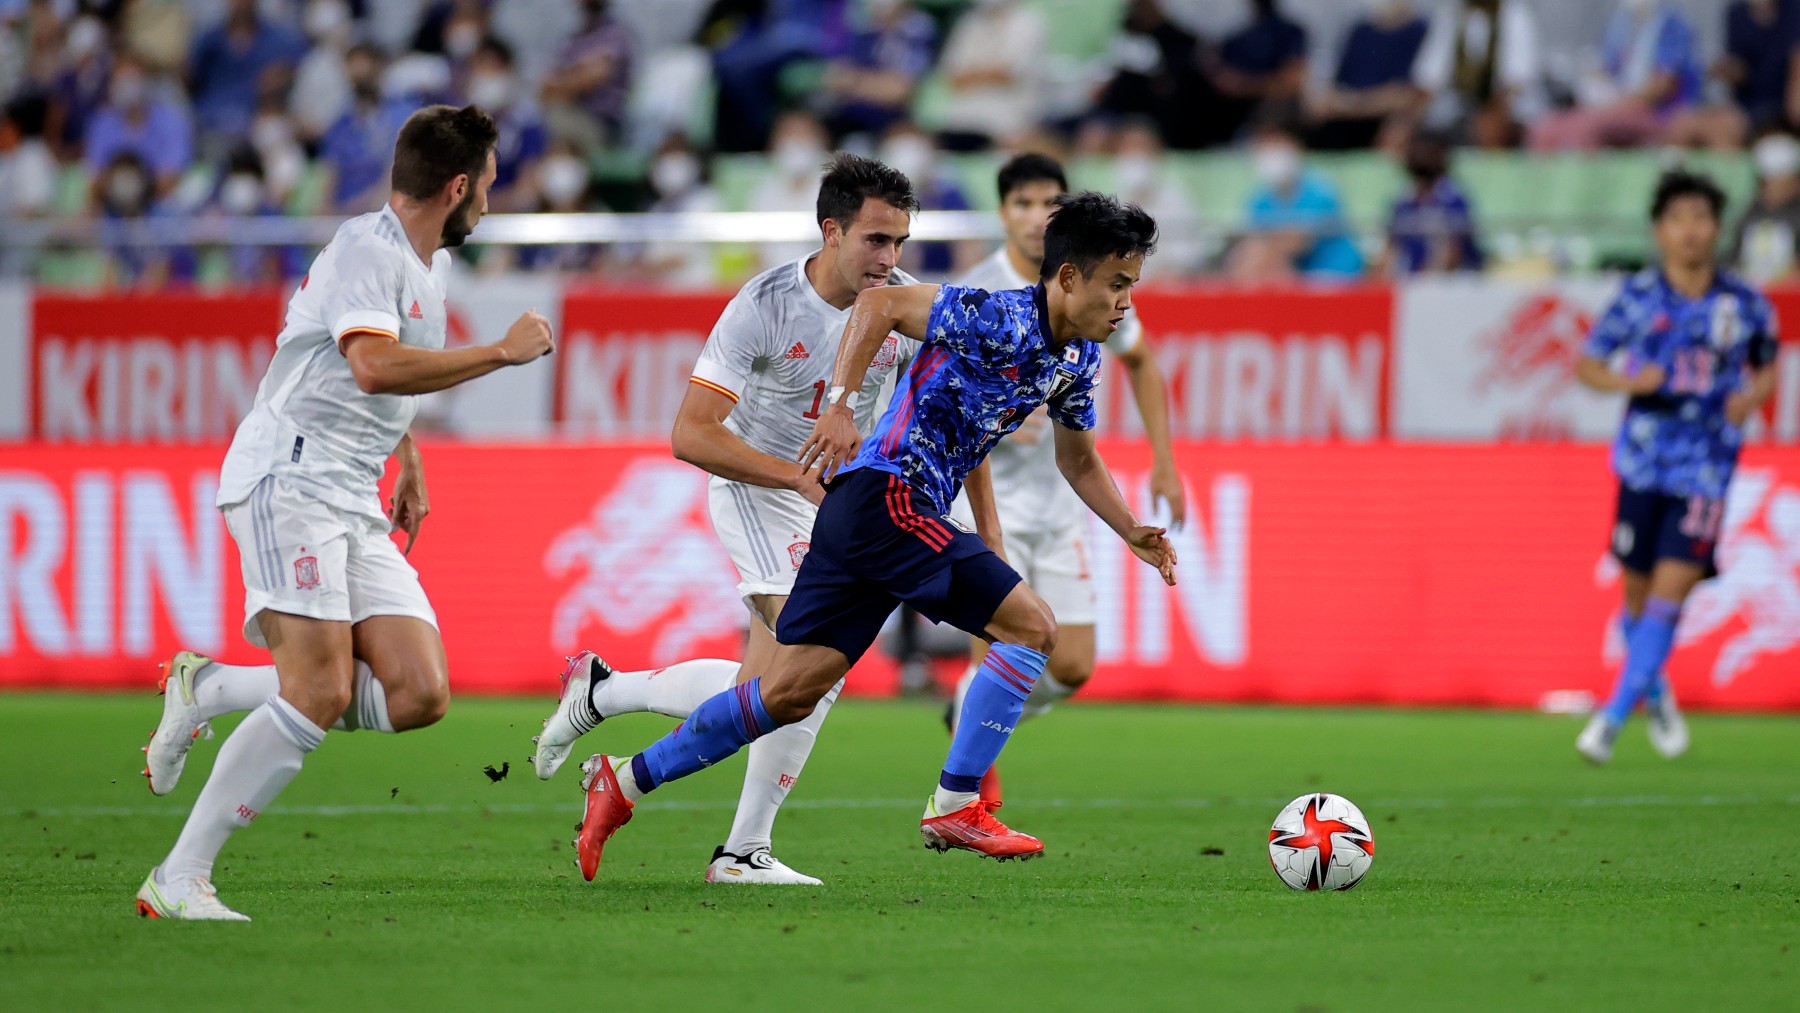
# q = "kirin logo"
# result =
<box><xmin>1475</xmin><ymin>292</ymin><xmax>1593</xmax><ymax>439</ymax></box>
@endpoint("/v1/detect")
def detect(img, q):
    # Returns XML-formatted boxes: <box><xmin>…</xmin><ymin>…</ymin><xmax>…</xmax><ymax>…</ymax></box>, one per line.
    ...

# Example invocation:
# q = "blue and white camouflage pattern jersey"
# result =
<box><xmin>842</xmin><ymin>283</ymin><xmax>1101</xmax><ymax>514</ymax></box>
<box><xmin>1583</xmin><ymin>268</ymin><xmax>1779</xmax><ymax>500</ymax></box>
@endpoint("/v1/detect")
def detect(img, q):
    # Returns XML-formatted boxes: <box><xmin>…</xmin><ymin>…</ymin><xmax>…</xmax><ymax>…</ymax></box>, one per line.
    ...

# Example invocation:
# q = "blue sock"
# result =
<box><xmin>1600</xmin><ymin>599</ymin><xmax>1679</xmax><ymax>725</ymax></box>
<box><xmin>630</xmin><ymin>679</ymin><xmax>780</xmax><ymax>795</ymax></box>
<box><xmin>940</xmin><ymin>643</ymin><xmax>1048</xmax><ymax>792</ymax></box>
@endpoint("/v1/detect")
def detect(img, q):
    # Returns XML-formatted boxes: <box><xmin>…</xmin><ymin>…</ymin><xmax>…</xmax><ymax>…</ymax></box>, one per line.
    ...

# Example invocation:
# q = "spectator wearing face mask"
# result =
<box><xmin>84</xmin><ymin>51</ymin><xmax>193</xmax><ymax>201</ymax></box>
<box><xmin>47</xmin><ymin>14</ymin><xmax>113</xmax><ymax>162</ymax></box>
<box><xmin>634</xmin><ymin>134</ymin><xmax>722</xmax><ymax>289</ymax></box>
<box><xmin>465</xmin><ymin>36</ymin><xmax>547</xmax><ymax>210</ymax></box>
<box><xmin>501</xmin><ymin>142</ymin><xmax>605</xmax><ymax>274</ymax></box>
<box><xmin>1384</xmin><ymin>131</ymin><xmax>1482</xmax><ymax>275</ymax></box>
<box><xmin>0</xmin><ymin>95</ymin><xmax>57</xmax><ymax>219</ymax></box>
<box><xmin>95</xmin><ymin>151</ymin><xmax>180</xmax><ymax>289</ymax></box>
<box><xmin>541</xmin><ymin>0</ymin><xmax>633</xmax><ymax>157</ymax></box>
<box><xmin>1528</xmin><ymin>0</ymin><xmax>1703</xmax><ymax>152</ymax></box>
<box><xmin>1231</xmin><ymin>118</ymin><xmax>1364</xmax><ymax>283</ymax></box>
<box><xmin>290</xmin><ymin>0</ymin><xmax>357</xmax><ymax>145</ymax></box>
<box><xmin>1109</xmin><ymin>120</ymin><xmax>1199</xmax><ymax>278</ymax></box>
<box><xmin>751</xmin><ymin>109</ymin><xmax>832</xmax><ymax>269</ymax></box>
<box><xmin>205</xmin><ymin>146</ymin><xmax>307</xmax><ymax>284</ymax></box>
<box><xmin>189</xmin><ymin>0</ymin><xmax>307</xmax><ymax>144</ymax></box>
<box><xmin>319</xmin><ymin>42</ymin><xmax>413</xmax><ymax>213</ymax></box>
<box><xmin>936</xmin><ymin>0</ymin><xmax>1047</xmax><ymax>151</ymax></box>
<box><xmin>877</xmin><ymin>121</ymin><xmax>972</xmax><ymax>277</ymax></box>
<box><xmin>1734</xmin><ymin>132</ymin><xmax>1800</xmax><ymax>284</ymax></box>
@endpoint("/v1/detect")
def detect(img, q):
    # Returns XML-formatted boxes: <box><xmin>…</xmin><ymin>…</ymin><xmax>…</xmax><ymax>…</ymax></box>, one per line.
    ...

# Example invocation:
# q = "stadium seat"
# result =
<box><xmin>1028</xmin><ymin>0</ymin><xmax>1126</xmax><ymax>61</ymax></box>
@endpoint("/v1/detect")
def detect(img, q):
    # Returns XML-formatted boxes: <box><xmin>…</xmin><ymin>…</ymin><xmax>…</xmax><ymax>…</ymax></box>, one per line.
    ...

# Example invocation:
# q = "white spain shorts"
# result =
<box><xmin>706</xmin><ymin>475</ymin><xmax>817</xmax><ymax>613</ymax></box>
<box><xmin>949</xmin><ymin>496</ymin><xmax>1096</xmax><ymax>626</ymax></box>
<box><xmin>221</xmin><ymin>475</ymin><xmax>438</xmax><ymax>648</ymax></box>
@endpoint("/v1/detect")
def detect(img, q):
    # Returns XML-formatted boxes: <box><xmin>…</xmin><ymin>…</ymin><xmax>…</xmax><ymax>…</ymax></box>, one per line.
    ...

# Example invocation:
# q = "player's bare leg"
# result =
<box><xmin>1581</xmin><ymin>561</ymin><xmax>1704</xmax><ymax>763</ymax></box>
<box><xmin>141</xmin><ymin>612</ymin><xmax>352</xmax><ymax>921</ymax></box>
<box><xmin>574</xmin><ymin>642</ymin><xmax>849</xmax><ymax>880</ymax></box>
<box><xmin>350</xmin><ymin>615</ymin><xmax>450</xmax><ymax>731</ymax></box>
<box><xmin>923</xmin><ymin>581</ymin><xmax>1056</xmax><ymax>861</ymax></box>
<box><xmin>708</xmin><ymin>598</ymin><xmax>837</xmax><ymax>885</ymax></box>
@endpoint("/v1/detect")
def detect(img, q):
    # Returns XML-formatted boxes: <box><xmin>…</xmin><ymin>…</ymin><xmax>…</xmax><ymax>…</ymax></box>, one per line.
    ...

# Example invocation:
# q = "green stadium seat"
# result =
<box><xmin>712</xmin><ymin>153</ymin><xmax>771</xmax><ymax>212</ymax></box>
<box><xmin>53</xmin><ymin>164</ymin><xmax>90</xmax><ymax>217</ymax></box>
<box><xmin>1027</xmin><ymin>0</ymin><xmax>1126</xmax><ymax>61</ymax></box>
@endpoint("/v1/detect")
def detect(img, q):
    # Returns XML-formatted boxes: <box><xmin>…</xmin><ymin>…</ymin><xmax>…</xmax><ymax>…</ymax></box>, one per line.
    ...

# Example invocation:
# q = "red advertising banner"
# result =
<box><xmin>4</xmin><ymin>442</ymin><xmax>1797</xmax><ymax>710</ymax></box>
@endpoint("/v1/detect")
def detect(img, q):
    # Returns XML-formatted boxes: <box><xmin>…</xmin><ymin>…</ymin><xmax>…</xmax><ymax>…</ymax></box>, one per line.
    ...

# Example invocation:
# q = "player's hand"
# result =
<box><xmin>793</xmin><ymin>468</ymin><xmax>827</xmax><ymax>507</ymax></box>
<box><xmin>1726</xmin><ymin>391</ymin><xmax>1760</xmax><ymax>427</ymax></box>
<box><xmin>799</xmin><ymin>403</ymin><xmax>860</xmax><ymax>483</ymax></box>
<box><xmin>498</xmin><ymin>310</ymin><xmax>554</xmax><ymax>363</ymax></box>
<box><xmin>1623</xmin><ymin>363</ymin><xmax>1666</xmax><ymax>396</ymax></box>
<box><xmin>388</xmin><ymin>463</ymin><xmax>429</xmax><ymax>556</ymax></box>
<box><xmin>1150</xmin><ymin>461</ymin><xmax>1187</xmax><ymax>531</ymax></box>
<box><xmin>1125</xmin><ymin>524</ymin><xmax>1177</xmax><ymax>586</ymax></box>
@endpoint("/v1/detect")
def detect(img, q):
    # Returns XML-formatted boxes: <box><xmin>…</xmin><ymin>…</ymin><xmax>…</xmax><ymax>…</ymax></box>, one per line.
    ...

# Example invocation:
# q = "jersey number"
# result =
<box><xmin>802</xmin><ymin>380</ymin><xmax>826</xmax><ymax>420</ymax></box>
<box><xmin>1668</xmin><ymin>349</ymin><xmax>1717</xmax><ymax>396</ymax></box>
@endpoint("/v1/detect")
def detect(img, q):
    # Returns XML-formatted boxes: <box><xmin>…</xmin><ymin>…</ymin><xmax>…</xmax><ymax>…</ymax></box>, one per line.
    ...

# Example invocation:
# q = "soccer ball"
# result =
<box><xmin>1267</xmin><ymin>792</ymin><xmax>1375</xmax><ymax>891</ymax></box>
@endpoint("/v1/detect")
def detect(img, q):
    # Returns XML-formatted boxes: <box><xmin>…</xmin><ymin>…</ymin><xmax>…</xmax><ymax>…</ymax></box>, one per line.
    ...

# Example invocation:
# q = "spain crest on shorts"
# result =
<box><xmin>294</xmin><ymin>554</ymin><xmax>320</xmax><ymax>591</ymax></box>
<box><xmin>788</xmin><ymin>541</ymin><xmax>809</xmax><ymax>569</ymax></box>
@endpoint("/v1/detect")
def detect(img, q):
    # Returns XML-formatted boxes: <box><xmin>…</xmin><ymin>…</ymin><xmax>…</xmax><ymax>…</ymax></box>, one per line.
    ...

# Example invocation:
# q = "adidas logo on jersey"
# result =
<box><xmin>408</xmin><ymin>300</ymin><xmax>424</xmax><ymax>320</ymax></box>
<box><xmin>783</xmin><ymin>342</ymin><xmax>809</xmax><ymax>360</ymax></box>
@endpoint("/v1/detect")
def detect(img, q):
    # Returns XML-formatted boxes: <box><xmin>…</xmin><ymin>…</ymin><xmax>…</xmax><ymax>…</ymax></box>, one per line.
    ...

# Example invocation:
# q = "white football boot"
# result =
<box><xmin>1575</xmin><ymin>713</ymin><xmax>1621</xmax><ymax>765</ymax></box>
<box><xmin>135</xmin><ymin>868</ymin><xmax>251</xmax><ymax>922</ymax></box>
<box><xmin>704</xmin><ymin>847</ymin><xmax>823</xmax><ymax>885</ymax></box>
<box><xmin>143</xmin><ymin>651</ymin><xmax>215</xmax><ymax>795</ymax></box>
<box><xmin>1644</xmin><ymin>684</ymin><xmax>1690</xmax><ymax>759</ymax></box>
<box><xmin>533</xmin><ymin>652</ymin><xmax>613</xmax><ymax>780</ymax></box>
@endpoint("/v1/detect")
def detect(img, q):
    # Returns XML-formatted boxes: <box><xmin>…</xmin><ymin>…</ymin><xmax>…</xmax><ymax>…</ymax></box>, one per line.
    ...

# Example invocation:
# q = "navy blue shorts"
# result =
<box><xmin>776</xmin><ymin>467</ymin><xmax>1023</xmax><ymax>664</ymax></box>
<box><xmin>1610</xmin><ymin>483</ymin><xmax>1721</xmax><ymax>578</ymax></box>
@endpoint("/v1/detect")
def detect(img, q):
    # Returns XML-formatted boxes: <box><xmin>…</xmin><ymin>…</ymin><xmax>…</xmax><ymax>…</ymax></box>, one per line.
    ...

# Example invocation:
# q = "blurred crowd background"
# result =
<box><xmin>3</xmin><ymin>0</ymin><xmax>1800</xmax><ymax>288</ymax></box>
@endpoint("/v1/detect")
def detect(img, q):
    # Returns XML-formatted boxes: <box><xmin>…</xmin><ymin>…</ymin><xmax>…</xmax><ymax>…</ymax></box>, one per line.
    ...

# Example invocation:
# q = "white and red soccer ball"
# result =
<box><xmin>1268</xmin><ymin>792</ymin><xmax>1375</xmax><ymax>891</ymax></box>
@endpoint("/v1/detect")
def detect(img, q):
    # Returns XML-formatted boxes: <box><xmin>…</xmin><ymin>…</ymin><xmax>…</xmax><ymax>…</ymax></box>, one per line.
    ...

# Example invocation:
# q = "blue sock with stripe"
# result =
<box><xmin>629</xmin><ymin>679</ymin><xmax>779</xmax><ymax>795</ymax></box>
<box><xmin>1601</xmin><ymin>598</ymin><xmax>1679</xmax><ymax>725</ymax></box>
<box><xmin>1617</xmin><ymin>609</ymin><xmax>1669</xmax><ymax>704</ymax></box>
<box><xmin>940</xmin><ymin>643</ymin><xmax>1048</xmax><ymax>793</ymax></box>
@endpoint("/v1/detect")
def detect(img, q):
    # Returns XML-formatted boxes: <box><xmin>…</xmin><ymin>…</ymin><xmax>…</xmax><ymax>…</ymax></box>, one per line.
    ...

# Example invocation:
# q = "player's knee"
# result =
<box><xmin>1050</xmin><ymin>655</ymin><xmax>1093</xmax><ymax>689</ymax></box>
<box><xmin>761</xmin><ymin>682</ymin><xmax>816</xmax><ymax>726</ymax></box>
<box><xmin>387</xmin><ymin>659</ymin><xmax>451</xmax><ymax>731</ymax></box>
<box><xmin>1015</xmin><ymin>603</ymin><xmax>1059</xmax><ymax>656</ymax></box>
<box><xmin>295</xmin><ymin>678</ymin><xmax>354</xmax><ymax>729</ymax></box>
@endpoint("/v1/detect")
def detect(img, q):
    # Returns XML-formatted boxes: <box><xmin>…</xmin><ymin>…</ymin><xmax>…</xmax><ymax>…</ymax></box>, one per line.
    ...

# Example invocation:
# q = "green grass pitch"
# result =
<box><xmin>1</xmin><ymin>693</ymin><xmax>1795</xmax><ymax>1011</ymax></box>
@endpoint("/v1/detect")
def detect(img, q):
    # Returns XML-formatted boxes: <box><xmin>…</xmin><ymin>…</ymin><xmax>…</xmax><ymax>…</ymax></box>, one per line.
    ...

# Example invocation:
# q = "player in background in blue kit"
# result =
<box><xmin>1575</xmin><ymin>170</ymin><xmax>1780</xmax><ymax>764</ymax></box>
<box><xmin>565</xmin><ymin>193</ymin><xmax>1177</xmax><ymax>877</ymax></box>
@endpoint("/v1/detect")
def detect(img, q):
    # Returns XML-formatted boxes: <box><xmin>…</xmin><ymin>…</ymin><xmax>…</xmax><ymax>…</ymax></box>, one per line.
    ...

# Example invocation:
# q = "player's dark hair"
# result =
<box><xmin>815</xmin><ymin>152</ymin><xmax>918</xmax><ymax>231</ymax></box>
<box><xmin>996</xmin><ymin>152</ymin><xmax>1067</xmax><ymax>203</ymax></box>
<box><xmin>1650</xmin><ymin>169</ymin><xmax>1726</xmax><ymax>222</ymax></box>
<box><xmin>1040</xmin><ymin>191</ymin><xmax>1158</xmax><ymax>281</ymax></box>
<box><xmin>390</xmin><ymin>104</ymin><xmax>498</xmax><ymax>201</ymax></box>
<box><xmin>474</xmin><ymin>36</ymin><xmax>514</xmax><ymax>67</ymax></box>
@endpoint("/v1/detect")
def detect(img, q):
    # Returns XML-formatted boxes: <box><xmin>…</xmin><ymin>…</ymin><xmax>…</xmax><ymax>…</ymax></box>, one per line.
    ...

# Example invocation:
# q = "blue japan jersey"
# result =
<box><xmin>843</xmin><ymin>283</ymin><xmax>1102</xmax><ymax>514</ymax></box>
<box><xmin>1583</xmin><ymin>269</ymin><xmax>1779</xmax><ymax>499</ymax></box>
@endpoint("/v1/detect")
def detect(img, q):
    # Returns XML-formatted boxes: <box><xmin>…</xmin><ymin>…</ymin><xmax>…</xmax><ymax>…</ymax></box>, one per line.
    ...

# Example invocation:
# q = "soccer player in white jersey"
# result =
<box><xmin>135</xmin><ymin>105</ymin><xmax>555</xmax><ymax>921</ymax></box>
<box><xmin>946</xmin><ymin>154</ymin><xmax>1186</xmax><ymax>800</ymax></box>
<box><xmin>532</xmin><ymin>154</ymin><xmax>943</xmax><ymax>885</ymax></box>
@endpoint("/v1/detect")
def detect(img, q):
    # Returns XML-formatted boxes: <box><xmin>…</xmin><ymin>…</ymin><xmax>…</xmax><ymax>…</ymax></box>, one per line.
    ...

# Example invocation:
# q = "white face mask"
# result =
<box><xmin>304</xmin><ymin>0</ymin><xmax>349</xmax><ymax>40</ymax></box>
<box><xmin>1252</xmin><ymin>143</ymin><xmax>1302</xmax><ymax>190</ymax></box>
<box><xmin>1755</xmin><ymin>134</ymin><xmax>1800</xmax><ymax>180</ymax></box>
<box><xmin>468</xmin><ymin>73</ymin><xmax>514</xmax><ymax>111</ymax></box>
<box><xmin>110</xmin><ymin>73</ymin><xmax>150</xmax><ymax>110</ymax></box>
<box><xmin>775</xmin><ymin>139</ymin><xmax>826</xmax><ymax>178</ymax></box>
<box><xmin>1114</xmin><ymin>152</ymin><xmax>1155</xmax><ymax>194</ymax></box>
<box><xmin>107</xmin><ymin>169</ymin><xmax>148</xmax><ymax>210</ymax></box>
<box><xmin>250</xmin><ymin>114</ymin><xmax>295</xmax><ymax>153</ymax></box>
<box><xmin>220</xmin><ymin>174</ymin><xmax>263</xmax><ymax>215</ymax></box>
<box><xmin>652</xmin><ymin>153</ymin><xmax>701</xmax><ymax>198</ymax></box>
<box><xmin>66</xmin><ymin>16</ymin><xmax>106</xmax><ymax>61</ymax></box>
<box><xmin>878</xmin><ymin>136</ymin><xmax>934</xmax><ymax>186</ymax></box>
<box><xmin>540</xmin><ymin>155</ymin><xmax>588</xmax><ymax>206</ymax></box>
<box><xmin>446</xmin><ymin>24</ymin><xmax>481</xmax><ymax>59</ymax></box>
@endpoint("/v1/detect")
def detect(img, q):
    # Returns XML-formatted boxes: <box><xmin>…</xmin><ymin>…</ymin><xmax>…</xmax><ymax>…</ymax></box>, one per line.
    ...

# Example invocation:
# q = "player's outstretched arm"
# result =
<box><xmin>1115</xmin><ymin>337</ymin><xmax>1186</xmax><ymax>529</ymax></box>
<box><xmin>1053</xmin><ymin>423</ymin><xmax>1176</xmax><ymax>586</ymax></box>
<box><xmin>963</xmin><ymin>459</ymin><xmax>1006</xmax><ymax>564</ymax></box>
<box><xmin>344</xmin><ymin>310</ymin><xmax>554</xmax><ymax>396</ymax></box>
<box><xmin>800</xmin><ymin>283</ymin><xmax>939</xmax><ymax>479</ymax></box>
<box><xmin>672</xmin><ymin>382</ymin><xmax>824</xmax><ymax>504</ymax></box>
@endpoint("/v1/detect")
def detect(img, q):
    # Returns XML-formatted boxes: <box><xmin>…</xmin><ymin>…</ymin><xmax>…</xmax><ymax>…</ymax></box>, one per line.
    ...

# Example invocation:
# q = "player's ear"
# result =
<box><xmin>448</xmin><ymin>172</ymin><xmax>468</xmax><ymax>207</ymax></box>
<box><xmin>821</xmin><ymin>217</ymin><xmax>840</xmax><ymax>250</ymax></box>
<box><xmin>1056</xmin><ymin>261</ymin><xmax>1078</xmax><ymax>294</ymax></box>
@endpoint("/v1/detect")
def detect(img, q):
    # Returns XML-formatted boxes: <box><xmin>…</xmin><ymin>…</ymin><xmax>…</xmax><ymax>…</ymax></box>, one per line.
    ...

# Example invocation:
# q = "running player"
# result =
<box><xmin>566</xmin><ymin>192</ymin><xmax>1176</xmax><ymax>879</ymax></box>
<box><xmin>136</xmin><ymin>105</ymin><xmax>555</xmax><ymax>920</ymax></box>
<box><xmin>947</xmin><ymin>153</ymin><xmax>1185</xmax><ymax>800</ymax></box>
<box><xmin>531</xmin><ymin>154</ymin><xmax>932</xmax><ymax>885</ymax></box>
<box><xmin>1574</xmin><ymin>169</ymin><xmax>1779</xmax><ymax>764</ymax></box>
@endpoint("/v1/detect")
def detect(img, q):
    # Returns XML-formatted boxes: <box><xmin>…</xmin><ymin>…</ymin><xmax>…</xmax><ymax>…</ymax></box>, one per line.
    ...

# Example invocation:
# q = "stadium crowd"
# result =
<box><xmin>1</xmin><ymin>0</ymin><xmax>1798</xmax><ymax>287</ymax></box>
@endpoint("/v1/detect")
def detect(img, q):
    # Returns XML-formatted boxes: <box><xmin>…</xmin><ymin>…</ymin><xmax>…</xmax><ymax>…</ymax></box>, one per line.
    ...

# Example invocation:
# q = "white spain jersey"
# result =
<box><xmin>689</xmin><ymin>255</ymin><xmax>919</xmax><ymax>463</ymax></box>
<box><xmin>955</xmin><ymin>247</ymin><xmax>1141</xmax><ymax>534</ymax></box>
<box><xmin>217</xmin><ymin>204</ymin><xmax>452</xmax><ymax>522</ymax></box>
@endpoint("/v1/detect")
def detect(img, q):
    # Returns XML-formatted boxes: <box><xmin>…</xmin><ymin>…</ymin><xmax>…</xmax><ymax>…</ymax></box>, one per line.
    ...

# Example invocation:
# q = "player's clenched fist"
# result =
<box><xmin>498</xmin><ymin>310</ymin><xmax>555</xmax><ymax>363</ymax></box>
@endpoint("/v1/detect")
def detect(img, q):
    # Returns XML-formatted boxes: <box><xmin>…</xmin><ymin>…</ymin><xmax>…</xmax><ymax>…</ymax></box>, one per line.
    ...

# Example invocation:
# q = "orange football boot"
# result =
<box><xmin>920</xmin><ymin>798</ymin><xmax>1042</xmax><ymax>861</ymax></box>
<box><xmin>573</xmin><ymin>755</ymin><xmax>634</xmax><ymax>880</ymax></box>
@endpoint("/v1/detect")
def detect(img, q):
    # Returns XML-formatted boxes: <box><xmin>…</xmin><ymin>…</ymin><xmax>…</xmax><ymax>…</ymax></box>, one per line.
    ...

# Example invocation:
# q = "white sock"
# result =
<box><xmin>160</xmin><ymin>695</ymin><xmax>323</xmax><ymax>884</ymax></box>
<box><xmin>192</xmin><ymin>662</ymin><xmax>280</xmax><ymax>720</ymax></box>
<box><xmin>593</xmin><ymin>658</ymin><xmax>739</xmax><ymax>719</ymax></box>
<box><xmin>1021</xmin><ymin>673</ymin><xmax>1079</xmax><ymax>722</ymax></box>
<box><xmin>949</xmin><ymin>662</ymin><xmax>978</xmax><ymax>733</ymax></box>
<box><xmin>332</xmin><ymin>662</ymin><xmax>394</xmax><ymax>733</ymax></box>
<box><xmin>610</xmin><ymin>756</ymin><xmax>645</xmax><ymax>803</ymax></box>
<box><xmin>723</xmin><ymin>678</ymin><xmax>843</xmax><ymax>855</ymax></box>
<box><xmin>933</xmin><ymin>787</ymin><xmax>978</xmax><ymax>815</ymax></box>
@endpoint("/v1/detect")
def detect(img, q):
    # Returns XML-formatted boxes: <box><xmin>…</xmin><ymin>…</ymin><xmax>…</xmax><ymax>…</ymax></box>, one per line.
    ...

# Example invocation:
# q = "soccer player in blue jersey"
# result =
<box><xmin>566</xmin><ymin>192</ymin><xmax>1177</xmax><ymax>876</ymax></box>
<box><xmin>1574</xmin><ymin>169</ymin><xmax>1780</xmax><ymax>764</ymax></box>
